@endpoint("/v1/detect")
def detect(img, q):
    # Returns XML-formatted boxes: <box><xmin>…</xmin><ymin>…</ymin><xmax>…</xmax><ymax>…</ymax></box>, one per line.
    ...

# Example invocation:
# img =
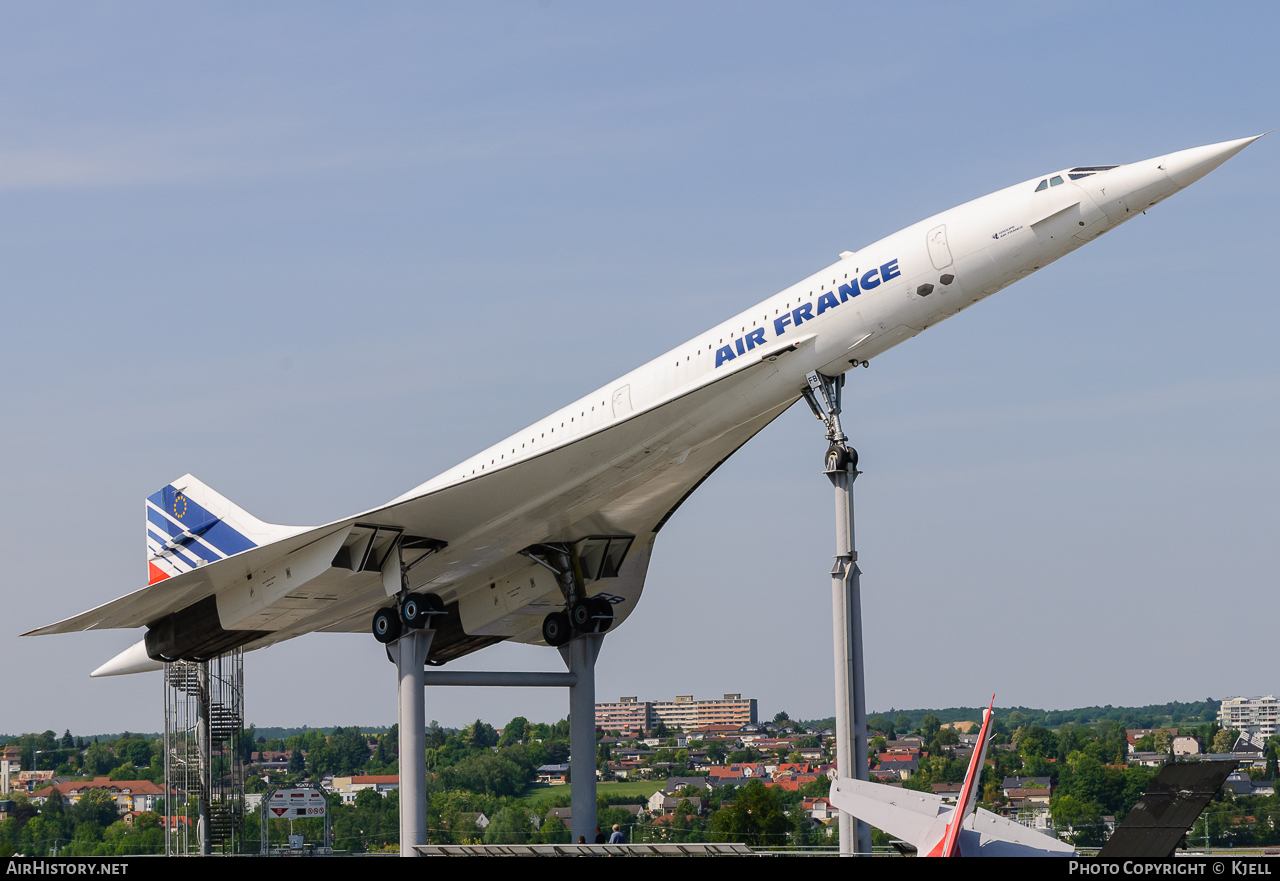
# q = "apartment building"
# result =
<box><xmin>596</xmin><ymin>693</ymin><xmax>757</xmax><ymax>731</ymax></box>
<box><xmin>1218</xmin><ymin>696</ymin><xmax>1278</xmax><ymax>737</ymax></box>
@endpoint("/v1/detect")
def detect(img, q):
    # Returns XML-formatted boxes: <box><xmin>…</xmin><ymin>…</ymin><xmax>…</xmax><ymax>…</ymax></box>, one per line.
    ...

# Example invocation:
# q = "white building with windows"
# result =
<box><xmin>1218</xmin><ymin>696</ymin><xmax>1278</xmax><ymax>737</ymax></box>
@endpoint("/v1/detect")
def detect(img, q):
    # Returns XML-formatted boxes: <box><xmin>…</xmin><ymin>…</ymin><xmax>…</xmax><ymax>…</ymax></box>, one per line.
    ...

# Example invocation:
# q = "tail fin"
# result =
<box><xmin>933</xmin><ymin>695</ymin><xmax>996</xmax><ymax>857</ymax></box>
<box><xmin>145</xmin><ymin>474</ymin><xmax>303</xmax><ymax>584</ymax></box>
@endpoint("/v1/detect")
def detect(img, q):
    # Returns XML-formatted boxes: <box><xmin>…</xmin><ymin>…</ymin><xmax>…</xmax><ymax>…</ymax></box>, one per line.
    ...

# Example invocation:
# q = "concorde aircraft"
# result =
<box><xmin>26</xmin><ymin>136</ymin><xmax>1263</xmax><ymax>678</ymax></box>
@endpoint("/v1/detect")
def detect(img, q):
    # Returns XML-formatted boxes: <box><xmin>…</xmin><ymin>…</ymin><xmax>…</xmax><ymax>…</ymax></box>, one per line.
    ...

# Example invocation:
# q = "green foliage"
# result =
<box><xmin>442</xmin><ymin>751</ymin><xmax>534</xmax><ymax>798</ymax></box>
<box><xmin>708</xmin><ymin>779</ymin><xmax>788</xmax><ymax>846</ymax></box>
<box><xmin>75</xmin><ymin>788</ymin><xmax>121</xmax><ymax>829</ymax></box>
<box><xmin>1051</xmin><ymin>793</ymin><xmax>1106</xmax><ymax>847</ymax></box>
<box><xmin>484</xmin><ymin>806</ymin><xmax>534</xmax><ymax>844</ymax></box>
<box><xmin>330</xmin><ymin>788</ymin><xmax>400</xmax><ymax>852</ymax></box>
<box><xmin>498</xmin><ymin>717</ymin><xmax>529</xmax><ymax>748</ymax></box>
<box><xmin>305</xmin><ymin>726</ymin><xmax>372</xmax><ymax>777</ymax></box>
<box><xmin>539</xmin><ymin>815</ymin><xmax>570</xmax><ymax>843</ymax></box>
<box><xmin>84</xmin><ymin>742</ymin><xmax>115</xmax><ymax>776</ymax></box>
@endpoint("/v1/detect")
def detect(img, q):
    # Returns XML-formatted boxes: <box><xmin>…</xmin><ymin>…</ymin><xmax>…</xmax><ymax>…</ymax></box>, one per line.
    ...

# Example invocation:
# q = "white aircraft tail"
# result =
<box><xmin>828</xmin><ymin>696</ymin><xmax>1075</xmax><ymax>857</ymax></box>
<box><xmin>144</xmin><ymin>474</ymin><xmax>305</xmax><ymax>584</ymax></box>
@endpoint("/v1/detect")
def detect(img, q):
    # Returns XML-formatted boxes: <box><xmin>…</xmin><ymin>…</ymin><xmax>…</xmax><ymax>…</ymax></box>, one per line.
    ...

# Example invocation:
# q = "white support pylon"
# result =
<box><xmin>804</xmin><ymin>370</ymin><xmax>872</xmax><ymax>856</ymax></box>
<box><xmin>829</xmin><ymin>457</ymin><xmax>871</xmax><ymax>856</ymax></box>
<box><xmin>394</xmin><ymin>628</ymin><xmax>434</xmax><ymax>856</ymax></box>
<box><xmin>560</xmin><ymin>634</ymin><xmax>603</xmax><ymax>845</ymax></box>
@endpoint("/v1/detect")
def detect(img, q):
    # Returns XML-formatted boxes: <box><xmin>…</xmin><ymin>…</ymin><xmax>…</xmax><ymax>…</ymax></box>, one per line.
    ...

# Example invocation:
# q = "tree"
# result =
<box><xmin>464</xmin><ymin>720</ymin><xmax>499</xmax><ymax>751</ymax></box>
<box><xmin>1212</xmin><ymin>729</ymin><xmax>1236</xmax><ymax>754</ymax></box>
<box><xmin>868</xmin><ymin>716</ymin><xmax>895</xmax><ymax>740</ymax></box>
<box><xmin>84</xmin><ymin>742</ymin><xmax>115</xmax><ymax>776</ymax></box>
<box><xmin>539</xmin><ymin>816</ymin><xmax>570</xmax><ymax>844</ymax></box>
<box><xmin>709</xmin><ymin>779</ymin><xmax>788</xmax><ymax>846</ymax></box>
<box><xmin>499</xmin><ymin>717</ymin><xmax>529</xmax><ymax>748</ymax></box>
<box><xmin>75</xmin><ymin>788</ymin><xmax>121</xmax><ymax>830</ymax></box>
<box><xmin>1019</xmin><ymin>726</ymin><xmax>1053</xmax><ymax>759</ymax></box>
<box><xmin>920</xmin><ymin>714</ymin><xmax>941</xmax><ymax>740</ymax></box>
<box><xmin>1051</xmin><ymin>794</ymin><xmax>1105</xmax><ymax>847</ymax></box>
<box><xmin>484</xmin><ymin>807</ymin><xmax>533</xmax><ymax>844</ymax></box>
<box><xmin>773</xmin><ymin>711</ymin><xmax>790</xmax><ymax>725</ymax></box>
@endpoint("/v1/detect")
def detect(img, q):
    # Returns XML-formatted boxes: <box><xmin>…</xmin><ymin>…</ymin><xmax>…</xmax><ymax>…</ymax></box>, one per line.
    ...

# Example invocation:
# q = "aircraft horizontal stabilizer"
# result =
<box><xmin>826</xmin><ymin>778</ymin><xmax>1074</xmax><ymax>857</ymax></box>
<box><xmin>828</xmin><ymin>695</ymin><xmax>1074</xmax><ymax>857</ymax></box>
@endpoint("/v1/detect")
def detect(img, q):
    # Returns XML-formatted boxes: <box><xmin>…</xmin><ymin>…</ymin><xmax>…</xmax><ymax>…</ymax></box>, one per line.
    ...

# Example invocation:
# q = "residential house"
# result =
<box><xmin>767</xmin><ymin>774</ymin><xmax>819</xmax><ymax>792</ymax></box>
<box><xmin>664</xmin><ymin>777</ymin><xmax>712</xmax><ymax>794</ymax></box>
<box><xmin>931</xmin><ymin>783</ymin><xmax>964</xmax><ymax>803</ymax></box>
<box><xmin>331</xmin><ymin>775</ymin><xmax>398</xmax><ymax>804</ymax></box>
<box><xmin>802</xmin><ymin>797</ymin><xmax>838</xmax><ymax>824</ymax></box>
<box><xmin>1173</xmin><ymin>736</ymin><xmax>1203</xmax><ymax>757</ymax></box>
<box><xmin>34</xmin><ymin>778</ymin><xmax>162</xmax><ymax>812</ymax></box>
<box><xmin>536</xmin><ymin>763</ymin><xmax>570</xmax><ymax>785</ymax></box>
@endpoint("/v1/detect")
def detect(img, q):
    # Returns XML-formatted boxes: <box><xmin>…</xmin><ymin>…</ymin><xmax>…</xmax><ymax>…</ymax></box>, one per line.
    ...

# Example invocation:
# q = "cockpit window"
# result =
<box><xmin>1035</xmin><ymin>179</ymin><xmax>1048</xmax><ymax>192</ymax></box>
<box><xmin>1050</xmin><ymin>175</ymin><xmax>1064</xmax><ymax>187</ymax></box>
<box><xmin>1068</xmin><ymin>165</ymin><xmax>1119</xmax><ymax>181</ymax></box>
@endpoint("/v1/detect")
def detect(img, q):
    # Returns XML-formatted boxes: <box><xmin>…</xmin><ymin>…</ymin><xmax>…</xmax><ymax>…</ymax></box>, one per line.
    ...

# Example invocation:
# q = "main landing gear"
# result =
<box><xmin>519</xmin><ymin>541</ymin><xmax>616</xmax><ymax>647</ymax></box>
<box><xmin>541</xmin><ymin>596</ymin><xmax>613</xmax><ymax>647</ymax></box>
<box><xmin>372</xmin><ymin>592</ymin><xmax>446</xmax><ymax>644</ymax></box>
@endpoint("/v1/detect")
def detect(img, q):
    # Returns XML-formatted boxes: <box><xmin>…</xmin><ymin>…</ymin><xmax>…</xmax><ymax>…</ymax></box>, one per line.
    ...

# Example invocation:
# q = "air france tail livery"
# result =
<box><xmin>26</xmin><ymin>136</ymin><xmax>1263</xmax><ymax>679</ymax></box>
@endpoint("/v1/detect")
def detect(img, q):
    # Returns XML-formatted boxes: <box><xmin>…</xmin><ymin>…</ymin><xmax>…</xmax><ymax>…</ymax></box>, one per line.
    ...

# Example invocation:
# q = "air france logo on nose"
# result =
<box><xmin>715</xmin><ymin>258</ymin><xmax>901</xmax><ymax>368</ymax></box>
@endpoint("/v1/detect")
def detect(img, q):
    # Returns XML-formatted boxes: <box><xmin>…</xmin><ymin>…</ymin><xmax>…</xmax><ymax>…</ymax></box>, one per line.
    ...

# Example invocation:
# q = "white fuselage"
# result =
<box><xmin>405</xmin><ymin>145</ymin><xmax>1212</xmax><ymax>502</ymax></box>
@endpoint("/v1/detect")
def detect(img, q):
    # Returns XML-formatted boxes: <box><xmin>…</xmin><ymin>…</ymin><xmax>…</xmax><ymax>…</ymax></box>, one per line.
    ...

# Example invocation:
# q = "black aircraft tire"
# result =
<box><xmin>543</xmin><ymin>611</ymin><xmax>571</xmax><ymax>647</ymax></box>
<box><xmin>825</xmin><ymin>443</ymin><xmax>858</xmax><ymax>473</ymax></box>
<box><xmin>570</xmin><ymin>600</ymin><xmax>593</xmax><ymax>631</ymax></box>
<box><xmin>401</xmin><ymin>593</ymin><xmax>428</xmax><ymax>629</ymax></box>
<box><xmin>590</xmin><ymin>596</ymin><xmax>615</xmax><ymax>633</ymax></box>
<box><xmin>373</xmin><ymin>607</ymin><xmax>402</xmax><ymax>644</ymax></box>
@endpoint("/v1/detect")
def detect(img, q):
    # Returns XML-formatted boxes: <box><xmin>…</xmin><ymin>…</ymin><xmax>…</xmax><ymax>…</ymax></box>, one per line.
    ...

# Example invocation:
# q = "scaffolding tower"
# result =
<box><xmin>163</xmin><ymin>650</ymin><xmax>246</xmax><ymax>855</ymax></box>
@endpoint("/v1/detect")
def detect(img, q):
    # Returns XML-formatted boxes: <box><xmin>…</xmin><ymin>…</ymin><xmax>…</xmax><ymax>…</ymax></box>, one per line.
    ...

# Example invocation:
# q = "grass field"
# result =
<box><xmin>518</xmin><ymin>780</ymin><xmax>664</xmax><ymax>805</ymax></box>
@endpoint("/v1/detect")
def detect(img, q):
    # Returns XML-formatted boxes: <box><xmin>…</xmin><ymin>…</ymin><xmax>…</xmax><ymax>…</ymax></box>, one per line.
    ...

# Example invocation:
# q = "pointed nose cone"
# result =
<box><xmin>1162</xmin><ymin>134</ymin><xmax>1266</xmax><ymax>188</ymax></box>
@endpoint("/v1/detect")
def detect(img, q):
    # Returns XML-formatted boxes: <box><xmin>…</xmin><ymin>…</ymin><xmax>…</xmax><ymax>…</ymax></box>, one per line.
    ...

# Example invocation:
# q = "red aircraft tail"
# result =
<box><xmin>930</xmin><ymin>695</ymin><xmax>995</xmax><ymax>857</ymax></box>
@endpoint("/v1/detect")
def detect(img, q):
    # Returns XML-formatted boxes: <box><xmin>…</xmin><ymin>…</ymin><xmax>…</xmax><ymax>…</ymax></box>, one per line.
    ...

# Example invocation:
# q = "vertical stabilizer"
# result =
<box><xmin>931</xmin><ymin>695</ymin><xmax>996</xmax><ymax>857</ymax></box>
<box><xmin>145</xmin><ymin>474</ymin><xmax>306</xmax><ymax>584</ymax></box>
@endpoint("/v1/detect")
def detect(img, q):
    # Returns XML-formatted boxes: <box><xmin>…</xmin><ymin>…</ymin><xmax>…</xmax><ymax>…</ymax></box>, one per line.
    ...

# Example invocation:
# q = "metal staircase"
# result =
<box><xmin>163</xmin><ymin>651</ymin><xmax>246</xmax><ymax>855</ymax></box>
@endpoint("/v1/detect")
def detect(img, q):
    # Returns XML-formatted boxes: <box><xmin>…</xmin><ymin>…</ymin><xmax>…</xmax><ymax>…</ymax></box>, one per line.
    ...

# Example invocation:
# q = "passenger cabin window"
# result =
<box><xmin>1035</xmin><ymin>179</ymin><xmax>1048</xmax><ymax>192</ymax></box>
<box><xmin>1050</xmin><ymin>175</ymin><xmax>1064</xmax><ymax>187</ymax></box>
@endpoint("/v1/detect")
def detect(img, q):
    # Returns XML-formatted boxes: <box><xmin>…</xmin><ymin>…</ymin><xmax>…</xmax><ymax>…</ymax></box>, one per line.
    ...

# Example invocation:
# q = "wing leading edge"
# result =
<box><xmin>28</xmin><ymin>338</ymin><xmax>809</xmax><ymax>673</ymax></box>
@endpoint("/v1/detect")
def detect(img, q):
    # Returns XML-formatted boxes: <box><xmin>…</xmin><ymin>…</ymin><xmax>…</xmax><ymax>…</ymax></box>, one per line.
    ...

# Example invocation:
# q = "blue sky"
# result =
<box><xmin>2</xmin><ymin>2</ymin><xmax>1276</xmax><ymax>734</ymax></box>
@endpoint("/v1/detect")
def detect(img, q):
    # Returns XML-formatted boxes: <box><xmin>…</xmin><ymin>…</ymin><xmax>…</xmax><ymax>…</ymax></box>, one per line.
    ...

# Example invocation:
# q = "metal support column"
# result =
<box><xmin>559</xmin><ymin>634</ymin><xmax>603</xmax><ymax>844</ymax></box>
<box><xmin>393</xmin><ymin>628</ymin><xmax>434</xmax><ymax>857</ymax></box>
<box><xmin>196</xmin><ymin>662</ymin><xmax>211</xmax><ymax>856</ymax></box>
<box><xmin>829</xmin><ymin>460</ymin><xmax>871</xmax><ymax>855</ymax></box>
<box><xmin>803</xmin><ymin>370</ymin><xmax>871</xmax><ymax>856</ymax></box>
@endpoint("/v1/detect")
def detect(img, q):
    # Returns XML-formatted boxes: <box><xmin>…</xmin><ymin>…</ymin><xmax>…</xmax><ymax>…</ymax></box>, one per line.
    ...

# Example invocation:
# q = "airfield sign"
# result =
<box><xmin>268</xmin><ymin>788</ymin><xmax>327</xmax><ymax>818</ymax></box>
